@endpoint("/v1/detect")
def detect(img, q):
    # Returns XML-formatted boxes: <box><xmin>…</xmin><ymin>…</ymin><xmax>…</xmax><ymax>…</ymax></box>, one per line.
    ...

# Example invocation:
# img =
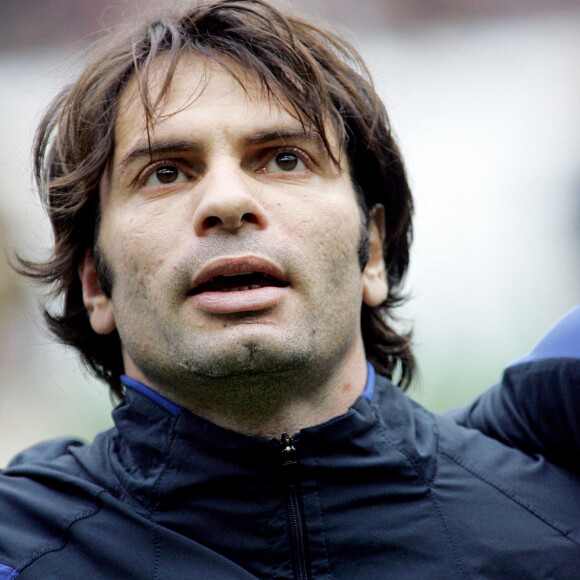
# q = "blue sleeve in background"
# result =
<box><xmin>449</xmin><ymin>306</ymin><xmax>580</xmax><ymax>472</ymax></box>
<box><xmin>507</xmin><ymin>305</ymin><xmax>580</xmax><ymax>366</ymax></box>
<box><xmin>0</xmin><ymin>563</ymin><xmax>18</xmax><ymax>579</ymax></box>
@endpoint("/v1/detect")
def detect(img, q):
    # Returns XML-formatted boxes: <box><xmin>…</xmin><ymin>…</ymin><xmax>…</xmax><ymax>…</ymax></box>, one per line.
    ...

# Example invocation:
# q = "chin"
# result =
<box><xmin>169</xmin><ymin>338</ymin><xmax>314</xmax><ymax>381</ymax></box>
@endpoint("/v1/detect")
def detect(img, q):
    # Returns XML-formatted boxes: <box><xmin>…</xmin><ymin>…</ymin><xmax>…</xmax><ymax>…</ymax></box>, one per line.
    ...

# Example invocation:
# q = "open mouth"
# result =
<box><xmin>189</xmin><ymin>272</ymin><xmax>289</xmax><ymax>295</ymax></box>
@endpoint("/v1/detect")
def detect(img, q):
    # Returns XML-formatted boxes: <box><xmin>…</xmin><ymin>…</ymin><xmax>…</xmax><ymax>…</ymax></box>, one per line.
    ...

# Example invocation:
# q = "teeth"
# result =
<box><xmin>219</xmin><ymin>284</ymin><xmax>262</xmax><ymax>292</ymax></box>
<box><xmin>222</xmin><ymin>272</ymin><xmax>255</xmax><ymax>277</ymax></box>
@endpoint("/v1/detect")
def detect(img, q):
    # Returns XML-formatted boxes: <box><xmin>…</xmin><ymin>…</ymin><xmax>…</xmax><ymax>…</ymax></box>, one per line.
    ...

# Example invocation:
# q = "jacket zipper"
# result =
<box><xmin>280</xmin><ymin>433</ymin><xmax>311</xmax><ymax>580</ymax></box>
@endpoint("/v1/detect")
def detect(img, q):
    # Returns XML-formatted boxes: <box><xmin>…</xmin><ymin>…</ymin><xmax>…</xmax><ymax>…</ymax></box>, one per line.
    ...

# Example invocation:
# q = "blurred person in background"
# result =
<box><xmin>0</xmin><ymin>1</ymin><xmax>578</xmax><ymax>578</ymax></box>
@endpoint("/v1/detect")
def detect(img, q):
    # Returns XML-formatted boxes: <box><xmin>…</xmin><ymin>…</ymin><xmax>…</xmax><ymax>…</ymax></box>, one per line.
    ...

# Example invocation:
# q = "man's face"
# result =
<box><xmin>83</xmin><ymin>55</ymin><xmax>387</xmax><ymax>398</ymax></box>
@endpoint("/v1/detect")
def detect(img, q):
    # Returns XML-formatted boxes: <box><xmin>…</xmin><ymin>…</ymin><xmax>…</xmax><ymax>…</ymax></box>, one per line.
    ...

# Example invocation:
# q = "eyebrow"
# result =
<box><xmin>118</xmin><ymin>139</ymin><xmax>203</xmax><ymax>169</ymax></box>
<box><xmin>241</xmin><ymin>128</ymin><xmax>326</xmax><ymax>149</ymax></box>
<box><xmin>117</xmin><ymin>128</ymin><xmax>328</xmax><ymax>170</ymax></box>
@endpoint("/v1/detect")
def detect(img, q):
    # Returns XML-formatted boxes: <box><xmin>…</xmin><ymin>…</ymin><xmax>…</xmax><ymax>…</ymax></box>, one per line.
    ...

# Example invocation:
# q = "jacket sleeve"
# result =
<box><xmin>447</xmin><ymin>306</ymin><xmax>580</xmax><ymax>472</ymax></box>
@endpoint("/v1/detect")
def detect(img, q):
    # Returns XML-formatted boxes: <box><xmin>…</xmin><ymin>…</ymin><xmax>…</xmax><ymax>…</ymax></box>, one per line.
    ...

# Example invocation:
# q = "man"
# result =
<box><xmin>1</xmin><ymin>1</ymin><xmax>579</xmax><ymax>578</ymax></box>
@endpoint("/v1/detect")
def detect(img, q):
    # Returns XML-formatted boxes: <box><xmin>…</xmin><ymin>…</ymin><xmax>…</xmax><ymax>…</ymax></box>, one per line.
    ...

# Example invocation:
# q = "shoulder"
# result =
<box><xmin>5</xmin><ymin>437</ymin><xmax>85</xmax><ymax>467</ymax></box>
<box><xmin>433</xmin><ymin>411</ymin><xmax>580</xmax><ymax>541</ymax></box>
<box><xmin>0</xmin><ymin>437</ymin><xmax>109</xmax><ymax>573</ymax></box>
<box><xmin>372</xmin><ymin>373</ymin><xmax>580</xmax><ymax>545</ymax></box>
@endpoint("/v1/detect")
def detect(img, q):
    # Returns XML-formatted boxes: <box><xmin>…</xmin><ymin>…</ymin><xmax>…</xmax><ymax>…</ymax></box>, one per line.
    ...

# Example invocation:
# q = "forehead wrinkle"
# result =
<box><xmin>113</xmin><ymin>55</ymin><xmax>346</xmax><ymax>171</ymax></box>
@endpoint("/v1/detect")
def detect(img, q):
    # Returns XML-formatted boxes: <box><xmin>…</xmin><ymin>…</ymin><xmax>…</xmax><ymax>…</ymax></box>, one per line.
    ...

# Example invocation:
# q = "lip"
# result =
<box><xmin>188</xmin><ymin>256</ymin><xmax>289</xmax><ymax>314</ymax></box>
<box><xmin>191</xmin><ymin>256</ymin><xmax>288</xmax><ymax>289</ymax></box>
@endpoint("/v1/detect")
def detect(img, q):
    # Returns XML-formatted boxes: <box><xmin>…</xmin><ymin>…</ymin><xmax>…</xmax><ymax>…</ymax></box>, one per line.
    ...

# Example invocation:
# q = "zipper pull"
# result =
<box><xmin>280</xmin><ymin>433</ymin><xmax>299</xmax><ymax>483</ymax></box>
<box><xmin>281</xmin><ymin>433</ymin><xmax>297</xmax><ymax>465</ymax></box>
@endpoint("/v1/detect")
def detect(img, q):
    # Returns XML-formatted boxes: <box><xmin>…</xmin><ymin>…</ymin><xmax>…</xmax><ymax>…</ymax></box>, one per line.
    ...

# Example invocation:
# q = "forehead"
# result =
<box><xmin>113</xmin><ymin>53</ymin><xmax>327</xmax><ymax>156</ymax></box>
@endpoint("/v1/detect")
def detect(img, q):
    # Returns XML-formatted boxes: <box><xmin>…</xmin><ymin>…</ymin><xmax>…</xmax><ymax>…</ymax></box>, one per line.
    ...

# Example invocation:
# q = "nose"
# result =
<box><xmin>192</xmin><ymin>165</ymin><xmax>268</xmax><ymax>236</ymax></box>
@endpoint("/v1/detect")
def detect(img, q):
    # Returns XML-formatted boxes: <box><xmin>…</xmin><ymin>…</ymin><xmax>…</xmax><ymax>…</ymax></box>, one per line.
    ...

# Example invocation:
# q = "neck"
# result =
<box><xmin>188</xmin><ymin>359</ymin><xmax>369</xmax><ymax>438</ymax></box>
<box><xmin>126</xmin><ymin>340</ymin><xmax>370</xmax><ymax>439</ymax></box>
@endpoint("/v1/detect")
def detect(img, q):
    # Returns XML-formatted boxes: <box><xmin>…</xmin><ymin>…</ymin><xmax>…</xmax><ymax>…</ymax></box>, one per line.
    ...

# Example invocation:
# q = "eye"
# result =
<box><xmin>143</xmin><ymin>164</ymin><xmax>188</xmax><ymax>187</ymax></box>
<box><xmin>264</xmin><ymin>151</ymin><xmax>307</xmax><ymax>173</ymax></box>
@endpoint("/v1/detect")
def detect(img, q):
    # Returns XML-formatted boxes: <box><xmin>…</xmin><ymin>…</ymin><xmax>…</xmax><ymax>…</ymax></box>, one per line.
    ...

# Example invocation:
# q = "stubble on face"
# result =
<box><xmin>96</xmin><ymin>56</ymin><xmax>373</xmax><ymax>433</ymax></box>
<box><xmin>103</xmin><ymin>227</ymin><xmax>363</xmax><ymax>393</ymax></box>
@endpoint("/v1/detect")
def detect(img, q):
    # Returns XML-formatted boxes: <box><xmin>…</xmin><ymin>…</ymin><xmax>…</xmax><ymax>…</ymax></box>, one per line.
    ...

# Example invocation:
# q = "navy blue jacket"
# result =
<box><xmin>1</xmin><ymin>308</ymin><xmax>579</xmax><ymax>578</ymax></box>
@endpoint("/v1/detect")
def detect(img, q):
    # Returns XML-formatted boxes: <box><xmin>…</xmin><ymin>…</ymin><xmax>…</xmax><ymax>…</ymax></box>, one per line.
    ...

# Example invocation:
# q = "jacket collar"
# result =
<box><xmin>104</xmin><ymin>367</ymin><xmax>437</xmax><ymax>507</ymax></box>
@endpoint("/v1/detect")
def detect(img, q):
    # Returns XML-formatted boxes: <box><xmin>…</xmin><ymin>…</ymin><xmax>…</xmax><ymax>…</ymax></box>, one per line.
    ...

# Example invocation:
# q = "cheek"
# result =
<box><xmin>313</xmin><ymin>208</ymin><xmax>362</xmax><ymax>262</ymax></box>
<box><xmin>286</xmin><ymin>201</ymin><xmax>364</xmax><ymax>293</ymax></box>
<box><xmin>106</xmin><ymin>203</ymin><xmax>179</xmax><ymax>264</ymax></box>
<box><xmin>100</xmin><ymin>213</ymin><xmax>178</xmax><ymax>307</ymax></box>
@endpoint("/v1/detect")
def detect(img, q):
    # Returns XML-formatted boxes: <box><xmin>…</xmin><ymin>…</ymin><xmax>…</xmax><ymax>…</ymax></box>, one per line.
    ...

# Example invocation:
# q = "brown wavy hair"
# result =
<box><xmin>20</xmin><ymin>0</ymin><xmax>414</xmax><ymax>399</ymax></box>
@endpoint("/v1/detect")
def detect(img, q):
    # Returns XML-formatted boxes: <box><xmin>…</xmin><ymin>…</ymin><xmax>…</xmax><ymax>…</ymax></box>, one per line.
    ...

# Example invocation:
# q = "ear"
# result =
<box><xmin>362</xmin><ymin>204</ymin><xmax>388</xmax><ymax>307</ymax></box>
<box><xmin>79</xmin><ymin>252</ymin><xmax>116</xmax><ymax>335</ymax></box>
